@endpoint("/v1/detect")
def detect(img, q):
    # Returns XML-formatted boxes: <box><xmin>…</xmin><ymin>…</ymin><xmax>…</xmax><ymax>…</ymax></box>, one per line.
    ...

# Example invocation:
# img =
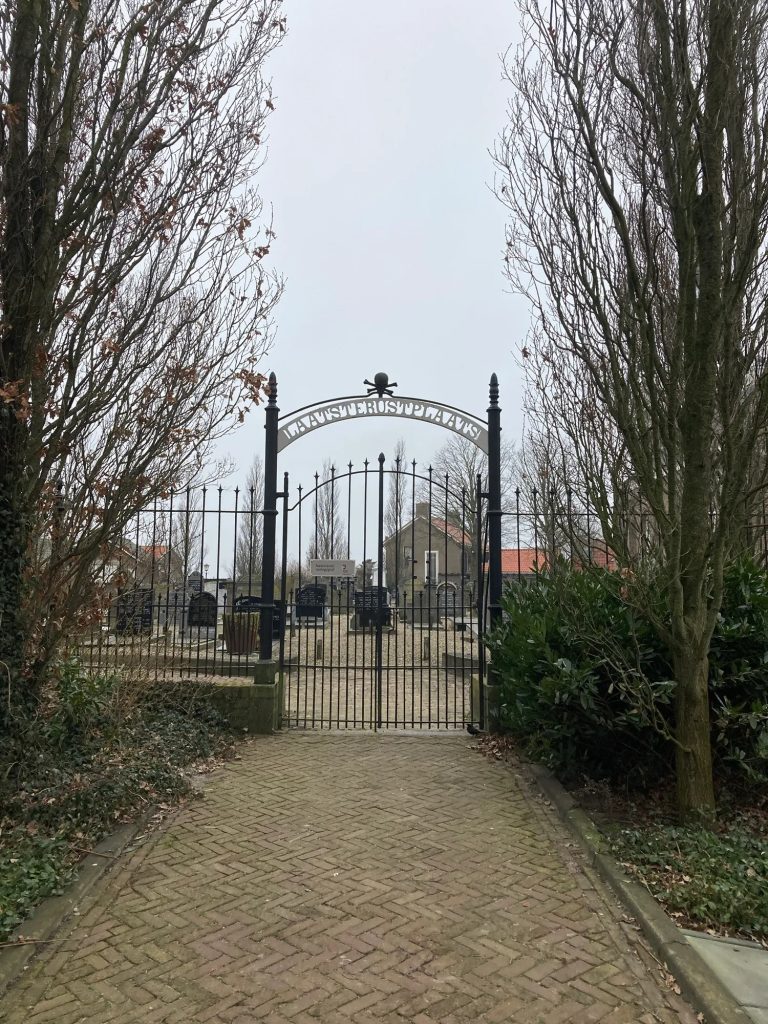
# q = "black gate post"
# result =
<box><xmin>487</xmin><ymin>373</ymin><xmax>503</xmax><ymax>629</ymax></box>
<box><xmin>278</xmin><ymin>471</ymin><xmax>289</xmax><ymax>671</ymax></box>
<box><xmin>485</xmin><ymin>374</ymin><xmax>503</xmax><ymax>732</ymax></box>
<box><xmin>475</xmin><ymin>472</ymin><xmax>486</xmax><ymax>729</ymax></box>
<box><xmin>260</xmin><ymin>372</ymin><xmax>279</xmax><ymax>661</ymax></box>
<box><xmin>376</xmin><ymin>453</ymin><xmax>385</xmax><ymax>729</ymax></box>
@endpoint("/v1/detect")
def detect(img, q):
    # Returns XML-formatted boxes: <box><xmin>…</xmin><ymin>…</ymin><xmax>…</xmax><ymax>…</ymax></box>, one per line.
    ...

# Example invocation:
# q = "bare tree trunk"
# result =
<box><xmin>673</xmin><ymin>643</ymin><xmax>716</xmax><ymax>817</ymax></box>
<box><xmin>0</xmin><ymin>417</ymin><xmax>29</xmax><ymax>723</ymax></box>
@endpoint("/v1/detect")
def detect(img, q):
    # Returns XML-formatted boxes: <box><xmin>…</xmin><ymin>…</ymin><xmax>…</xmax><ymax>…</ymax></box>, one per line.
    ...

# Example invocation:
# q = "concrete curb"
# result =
<box><xmin>526</xmin><ymin>761</ymin><xmax>753</xmax><ymax>1024</ymax></box>
<box><xmin>0</xmin><ymin>809</ymin><xmax>157</xmax><ymax>999</ymax></box>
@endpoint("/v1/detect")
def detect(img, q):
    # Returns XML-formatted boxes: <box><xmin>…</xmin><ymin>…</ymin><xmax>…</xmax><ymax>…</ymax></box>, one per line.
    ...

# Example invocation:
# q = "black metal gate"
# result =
<box><xmin>278</xmin><ymin>456</ymin><xmax>488</xmax><ymax>729</ymax></box>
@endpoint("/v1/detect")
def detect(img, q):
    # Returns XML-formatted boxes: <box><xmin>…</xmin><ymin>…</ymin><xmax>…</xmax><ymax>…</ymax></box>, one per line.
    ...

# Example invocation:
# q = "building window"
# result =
<box><xmin>403</xmin><ymin>545</ymin><xmax>413</xmax><ymax>563</ymax></box>
<box><xmin>425</xmin><ymin>550</ymin><xmax>439</xmax><ymax>584</ymax></box>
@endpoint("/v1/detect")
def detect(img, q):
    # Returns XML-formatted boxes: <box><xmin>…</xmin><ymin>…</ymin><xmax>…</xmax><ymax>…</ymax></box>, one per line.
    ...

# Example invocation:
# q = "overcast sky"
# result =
<box><xmin>214</xmin><ymin>0</ymin><xmax>527</xmax><ymax>512</ymax></box>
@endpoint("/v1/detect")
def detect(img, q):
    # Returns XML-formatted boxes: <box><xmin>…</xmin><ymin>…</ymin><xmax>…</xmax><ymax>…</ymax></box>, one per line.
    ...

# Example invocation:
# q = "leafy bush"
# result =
<box><xmin>608</xmin><ymin>823</ymin><xmax>768</xmax><ymax>941</ymax></box>
<box><xmin>0</xmin><ymin>663</ymin><xmax>236</xmax><ymax>940</ymax></box>
<box><xmin>709</xmin><ymin>560</ymin><xmax>768</xmax><ymax>780</ymax></box>
<box><xmin>487</xmin><ymin>558</ymin><xmax>768</xmax><ymax>787</ymax></box>
<box><xmin>43</xmin><ymin>659</ymin><xmax>117</xmax><ymax>746</ymax></box>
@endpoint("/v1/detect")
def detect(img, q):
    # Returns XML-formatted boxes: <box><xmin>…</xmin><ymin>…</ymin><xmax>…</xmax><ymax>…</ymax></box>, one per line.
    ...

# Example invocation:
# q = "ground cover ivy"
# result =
<box><xmin>0</xmin><ymin>666</ymin><xmax>236</xmax><ymax>941</ymax></box>
<box><xmin>607</xmin><ymin>822</ymin><xmax>768</xmax><ymax>942</ymax></box>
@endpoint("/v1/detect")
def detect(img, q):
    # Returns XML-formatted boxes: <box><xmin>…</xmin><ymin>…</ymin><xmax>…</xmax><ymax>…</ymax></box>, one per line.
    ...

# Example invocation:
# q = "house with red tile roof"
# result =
<box><xmin>384</xmin><ymin>502</ymin><xmax>473</xmax><ymax>591</ymax></box>
<box><xmin>495</xmin><ymin>540</ymin><xmax>617</xmax><ymax>582</ymax></box>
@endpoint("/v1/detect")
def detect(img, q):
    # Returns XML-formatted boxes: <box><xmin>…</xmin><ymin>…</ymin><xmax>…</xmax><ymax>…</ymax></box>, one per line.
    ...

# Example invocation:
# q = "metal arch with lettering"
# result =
<box><xmin>277</xmin><ymin>395</ymin><xmax>489</xmax><ymax>454</ymax></box>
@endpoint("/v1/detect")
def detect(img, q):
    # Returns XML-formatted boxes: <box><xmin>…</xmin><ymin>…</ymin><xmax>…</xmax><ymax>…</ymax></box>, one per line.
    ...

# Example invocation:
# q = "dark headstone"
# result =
<box><xmin>115</xmin><ymin>588</ymin><xmax>154</xmax><ymax>634</ymax></box>
<box><xmin>233</xmin><ymin>595</ymin><xmax>285</xmax><ymax>641</ymax></box>
<box><xmin>296</xmin><ymin>584</ymin><xmax>327</xmax><ymax>621</ymax></box>
<box><xmin>188</xmin><ymin>591</ymin><xmax>217</xmax><ymax>629</ymax></box>
<box><xmin>187</xmin><ymin>571</ymin><xmax>203</xmax><ymax>593</ymax></box>
<box><xmin>353</xmin><ymin>587</ymin><xmax>391</xmax><ymax>628</ymax></box>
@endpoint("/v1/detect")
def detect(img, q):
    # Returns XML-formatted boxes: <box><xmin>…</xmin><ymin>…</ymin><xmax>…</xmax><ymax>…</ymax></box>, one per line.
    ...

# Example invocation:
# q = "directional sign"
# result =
<box><xmin>309</xmin><ymin>558</ymin><xmax>356</xmax><ymax>578</ymax></box>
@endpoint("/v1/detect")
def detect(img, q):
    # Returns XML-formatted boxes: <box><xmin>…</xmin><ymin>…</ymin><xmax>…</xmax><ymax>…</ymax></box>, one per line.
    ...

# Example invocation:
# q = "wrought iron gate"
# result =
<box><xmin>278</xmin><ymin>456</ymin><xmax>488</xmax><ymax>729</ymax></box>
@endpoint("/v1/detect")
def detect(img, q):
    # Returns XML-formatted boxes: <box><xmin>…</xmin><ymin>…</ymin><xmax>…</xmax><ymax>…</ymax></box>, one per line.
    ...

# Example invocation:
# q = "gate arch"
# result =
<box><xmin>258</xmin><ymin>372</ymin><xmax>503</xmax><ymax>731</ymax></box>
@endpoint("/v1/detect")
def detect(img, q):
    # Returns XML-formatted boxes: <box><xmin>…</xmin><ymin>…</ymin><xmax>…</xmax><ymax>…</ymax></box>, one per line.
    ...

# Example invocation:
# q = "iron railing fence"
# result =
<box><xmin>72</xmin><ymin>476</ymin><xmax>768</xmax><ymax>685</ymax></box>
<box><xmin>76</xmin><ymin>485</ymin><xmax>266</xmax><ymax>681</ymax></box>
<box><xmin>498</xmin><ymin>489</ymin><xmax>768</xmax><ymax>580</ymax></box>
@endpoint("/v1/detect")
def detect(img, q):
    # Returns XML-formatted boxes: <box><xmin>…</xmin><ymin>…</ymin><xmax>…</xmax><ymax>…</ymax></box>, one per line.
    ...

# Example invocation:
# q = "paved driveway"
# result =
<box><xmin>1</xmin><ymin>733</ymin><xmax>698</xmax><ymax>1023</ymax></box>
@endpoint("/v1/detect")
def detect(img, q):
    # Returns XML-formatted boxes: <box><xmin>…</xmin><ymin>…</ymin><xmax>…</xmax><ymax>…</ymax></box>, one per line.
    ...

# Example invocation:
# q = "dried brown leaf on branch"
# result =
<box><xmin>0</xmin><ymin>0</ymin><xmax>286</xmax><ymax>707</ymax></box>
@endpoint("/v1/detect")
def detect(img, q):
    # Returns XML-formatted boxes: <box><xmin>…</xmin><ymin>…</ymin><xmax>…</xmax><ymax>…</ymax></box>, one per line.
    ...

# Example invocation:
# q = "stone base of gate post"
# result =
<box><xmin>484</xmin><ymin>667</ymin><xmax>502</xmax><ymax>734</ymax></box>
<box><xmin>251</xmin><ymin>661</ymin><xmax>282</xmax><ymax>734</ymax></box>
<box><xmin>196</xmin><ymin>675</ymin><xmax>281</xmax><ymax>735</ymax></box>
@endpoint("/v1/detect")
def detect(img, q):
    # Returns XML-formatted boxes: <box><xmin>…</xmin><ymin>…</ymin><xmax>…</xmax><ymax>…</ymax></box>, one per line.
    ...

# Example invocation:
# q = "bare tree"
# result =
<box><xmin>0</xmin><ymin>0</ymin><xmax>285</xmax><ymax>711</ymax></box>
<box><xmin>234</xmin><ymin>455</ymin><xmax>264</xmax><ymax>592</ymax></box>
<box><xmin>308</xmin><ymin>460</ymin><xmax>345</xmax><ymax>562</ymax></box>
<box><xmin>422</xmin><ymin>434</ymin><xmax>516</xmax><ymax>538</ymax></box>
<box><xmin>512</xmin><ymin>424</ymin><xmax>613</xmax><ymax>569</ymax></box>
<box><xmin>495</xmin><ymin>0</ymin><xmax>768</xmax><ymax>818</ymax></box>
<box><xmin>139</xmin><ymin>493</ymin><xmax>206</xmax><ymax>589</ymax></box>
<box><xmin>384</xmin><ymin>440</ymin><xmax>409</xmax><ymax>588</ymax></box>
<box><xmin>416</xmin><ymin>435</ymin><xmax>515</xmax><ymax>591</ymax></box>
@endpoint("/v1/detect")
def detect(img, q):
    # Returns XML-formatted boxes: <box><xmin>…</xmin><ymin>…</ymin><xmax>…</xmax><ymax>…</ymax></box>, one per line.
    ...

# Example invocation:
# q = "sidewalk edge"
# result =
<box><xmin>0</xmin><ymin>810</ymin><xmax>156</xmax><ymax>999</ymax></box>
<box><xmin>526</xmin><ymin>761</ymin><xmax>753</xmax><ymax>1024</ymax></box>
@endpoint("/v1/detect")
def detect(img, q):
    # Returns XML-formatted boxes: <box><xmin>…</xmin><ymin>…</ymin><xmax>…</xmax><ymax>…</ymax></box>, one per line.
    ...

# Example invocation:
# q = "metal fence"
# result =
<box><xmin>75</xmin><ymin>478</ymin><xmax>768</xmax><ymax>688</ymax></box>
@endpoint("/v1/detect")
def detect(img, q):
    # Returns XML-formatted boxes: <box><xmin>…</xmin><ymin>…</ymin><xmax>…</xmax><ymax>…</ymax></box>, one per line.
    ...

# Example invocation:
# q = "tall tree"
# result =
<box><xmin>138</xmin><ymin>490</ymin><xmax>206</xmax><ymax>591</ymax></box>
<box><xmin>234</xmin><ymin>455</ymin><xmax>264</xmax><ymax>591</ymax></box>
<box><xmin>308</xmin><ymin>460</ymin><xmax>345</xmax><ymax>562</ymax></box>
<box><xmin>384</xmin><ymin>439</ymin><xmax>410</xmax><ymax>588</ymax></box>
<box><xmin>511</xmin><ymin>425</ymin><xmax>613</xmax><ymax>569</ymax></box>
<box><xmin>0</xmin><ymin>0</ymin><xmax>284</xmax><ymax>713</ymax></box>
<box><xmin>495</xmin><ymin>0</ymin><xmax>768</xmax><ymax>818</ymax></box>
<box><xmin>422</xmin><ymin>435</ymin><xmax>516</xmax><ymax>539</ymax></box>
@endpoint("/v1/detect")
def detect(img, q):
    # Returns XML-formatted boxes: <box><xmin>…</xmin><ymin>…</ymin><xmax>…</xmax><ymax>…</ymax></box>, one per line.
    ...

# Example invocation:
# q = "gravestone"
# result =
<box><xmin>234</xmin><ymin>595</ymin><xmax>285</xmax><ymax>641</ymax></box>
<box><xmin>188</xmin><ymin>591</ymin><xmax>217</xmax><ymax>629</ymax></box>
<box><xmin>187</xmin><ymin>571</ymin><xmax>203</xmax><ymax>593</ymax></box>
<box><xmin>353</xmin><ymin>587</ymin><xmax>391</xmax><ymax>629</ymax></box>
<box><xmin>115</xmin><ymin>588</ymin><xmax>154</xmax><ymax>634</ymax></box>
<box><xmin>295</xmin><ymin>584</ymin><xmax>327</xmax><ymax>624</ymax></box>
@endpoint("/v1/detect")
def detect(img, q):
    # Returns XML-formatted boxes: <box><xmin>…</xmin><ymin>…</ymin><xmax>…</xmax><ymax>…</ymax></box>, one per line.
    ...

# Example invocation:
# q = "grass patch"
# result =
<box><xmin>0</xmin><ymin>667</ymin><xmax>237</xmax><ymax>941</ymax></box>
<box><xmin>607</xmin><ymin>822</ymin><xmax>768</xmax><ymax>943</ymax></box>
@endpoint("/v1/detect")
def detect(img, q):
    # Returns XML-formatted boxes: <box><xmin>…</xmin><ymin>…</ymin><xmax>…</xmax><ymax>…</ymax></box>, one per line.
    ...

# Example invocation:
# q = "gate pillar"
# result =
<box><xmin>486</xmin><ymin>373</ymin><xmax>503</xmax><ymax>732</ymax></box>
<box><xmin>487</xmin><ymin>373</ymin><xmax>503</xmax><ymax>629</ymax></box>
<box><xmin>260</xmin><ymin>373</ymin><xmax>279</xmax><ymax>662</ymax></box>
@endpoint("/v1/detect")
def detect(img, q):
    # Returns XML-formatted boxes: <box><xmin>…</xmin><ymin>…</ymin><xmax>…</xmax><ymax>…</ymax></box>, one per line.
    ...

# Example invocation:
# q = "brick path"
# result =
<box><xmin>1</xmin><ymin>734</ymin><xmax>699</xmax><ymax>1024</ymax></box>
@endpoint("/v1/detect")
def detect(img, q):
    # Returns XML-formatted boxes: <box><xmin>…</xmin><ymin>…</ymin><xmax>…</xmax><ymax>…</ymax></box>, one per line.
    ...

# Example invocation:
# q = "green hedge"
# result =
<box><xmin>486</xmin><ymin>558</ymin><xmax>768</xmax><ymax>787</ymax></box>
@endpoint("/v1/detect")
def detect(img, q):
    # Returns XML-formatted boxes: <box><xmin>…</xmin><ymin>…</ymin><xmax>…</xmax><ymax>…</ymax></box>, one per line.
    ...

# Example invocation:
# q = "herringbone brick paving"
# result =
<box><xmin>0</xmin><ymin>734</ymin><xmax>699</xmax><ymax>1023</ymax></box>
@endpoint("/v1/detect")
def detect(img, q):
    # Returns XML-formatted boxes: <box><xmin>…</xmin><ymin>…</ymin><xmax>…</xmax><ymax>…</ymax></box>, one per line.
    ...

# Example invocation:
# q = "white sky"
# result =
<box><xmin>213</xmin><ymin>0</ymin><xmax>528</xmax><ymax>490</ymax></box>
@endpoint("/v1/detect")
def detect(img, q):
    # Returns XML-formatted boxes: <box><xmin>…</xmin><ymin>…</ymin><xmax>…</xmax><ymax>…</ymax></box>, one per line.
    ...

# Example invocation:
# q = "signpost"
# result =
<box><xmin>308</xmin><ymin>558</ymin><xmax>356</xmax><ymax>578</ymax></box>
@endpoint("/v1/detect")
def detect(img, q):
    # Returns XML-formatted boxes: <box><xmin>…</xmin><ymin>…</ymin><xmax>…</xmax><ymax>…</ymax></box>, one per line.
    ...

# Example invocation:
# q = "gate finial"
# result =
<box><xmin>364</xmin><ymin>372</ymin><xmax>397</xmax><ymax>397</ymax></box>
<box><xmin>489</xmin><ymin>372</ymin><xmax>499</xmax><ymax>407</ymax></box>
<box><xmin>267</xmin><ymin>371</ymin><xmax>278</xmax><ymax>405</ymax></box>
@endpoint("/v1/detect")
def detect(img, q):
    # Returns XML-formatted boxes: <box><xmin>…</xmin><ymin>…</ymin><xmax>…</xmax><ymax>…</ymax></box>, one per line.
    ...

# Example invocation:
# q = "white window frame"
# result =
<box><xmin>425</xmin><ymin>550</ymin><xmax>439</xmax><ymax>584</ymax></box>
